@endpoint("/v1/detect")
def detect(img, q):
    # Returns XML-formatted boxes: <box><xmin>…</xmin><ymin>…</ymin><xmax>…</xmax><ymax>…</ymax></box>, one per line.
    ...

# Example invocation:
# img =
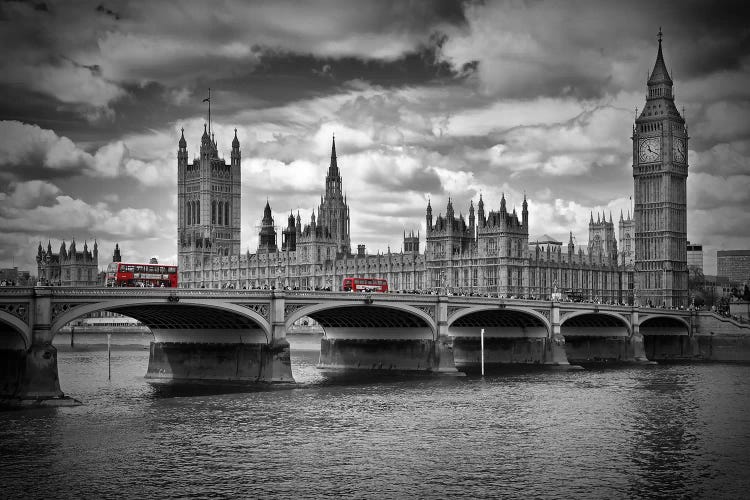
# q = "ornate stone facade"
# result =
<box><xmin>632</xmin><ymin>30</ymin><xmax>689</xmax><ymax>307</ymax></box>
<box><xmin>36</xmin><ymin>240</ymin><xmax>99</xmax><ymax>286</ymax></box>
<box><xmin>175</xmin><ymin>34</ymin><xmax>687</xmax><ymax>306</ymax></box>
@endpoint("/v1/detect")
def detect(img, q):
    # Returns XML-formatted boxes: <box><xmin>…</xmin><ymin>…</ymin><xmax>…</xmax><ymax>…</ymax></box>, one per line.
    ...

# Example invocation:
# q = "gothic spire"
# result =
<box><xmin>179</xmin><ymin>127</ymin><xmax>186</xmax><ymax>149</ymax></box>
<box><xmin>648</xmin><ymin>27</ymin><xmax>673</xmax><ymax>87</ymax></box>
<box><xmin>232</xmin><ymin>128</ymin><xmax>239</xmax><ymax>149</ymax></box>
<box><xmin>328</xmin><ymin>135</ymin><xmax>339</xmax><ymax>177</ymax></box>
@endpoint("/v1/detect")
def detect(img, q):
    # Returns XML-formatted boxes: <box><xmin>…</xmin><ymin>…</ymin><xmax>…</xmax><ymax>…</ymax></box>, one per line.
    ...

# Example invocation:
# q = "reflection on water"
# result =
<box><xmin>2</xmin><ymin>338</ymin><xmax>750</xmax><ymax>499</ymax></box>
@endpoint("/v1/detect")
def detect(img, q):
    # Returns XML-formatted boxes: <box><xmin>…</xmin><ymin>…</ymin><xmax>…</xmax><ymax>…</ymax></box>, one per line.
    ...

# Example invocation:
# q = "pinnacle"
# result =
<box><xmin>648</xmin><ymin>28</ymin><xmax>672</xmax><ymax>86</ymax></box>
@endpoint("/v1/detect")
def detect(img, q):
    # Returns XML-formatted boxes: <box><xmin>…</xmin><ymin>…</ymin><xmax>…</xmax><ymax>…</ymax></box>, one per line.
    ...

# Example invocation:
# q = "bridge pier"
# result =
<box><xmin>1</xmin><ymin>289</ymin><xmax>76</xmax><ymax>406</ymax></box>
<box><xmin>449</xmin><ymin>303</ymin><xmax>571</xmax><ymax>370</ymax></box>
<box><xmin>627</xmin><ymin>311</ymin><xmax>652</xmax><ymax>363</ymax></box>
<box><xmin>317</xmin><ymin>331</ymin><xmax>459</xmax><ymax>374</ymax></box>
<box><xmin>145</xmin><ymin>317</ymin><xmax>293</xmax><ymax>384</ymax></box>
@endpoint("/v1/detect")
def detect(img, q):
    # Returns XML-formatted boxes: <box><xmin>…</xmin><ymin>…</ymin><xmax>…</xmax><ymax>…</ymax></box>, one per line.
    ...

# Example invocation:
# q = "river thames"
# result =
<box><xmin>2</xmin><ymin>335</ymin><xmax>750</xmax><ymax>499</ymax></box>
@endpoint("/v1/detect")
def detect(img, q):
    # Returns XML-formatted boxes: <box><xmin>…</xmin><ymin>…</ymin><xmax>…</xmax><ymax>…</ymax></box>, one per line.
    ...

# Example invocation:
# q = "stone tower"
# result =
<box><xmin>317</xmin><ymin>136</ymin><xmax>351</xmax><ymax>256</ymax></box>
<box><xmin>632</xmin><ymin>29</ymin><xmax>689</xmax><ymax>307</ymax></box>
<box><xmin>258</xmin><ymin>200</ymin><xmax>278</xmax><ymax>253</ymax></box>
<box><xmin>177</xmin><ymin>126</ymin><xmax>242</xmax><ymax>287</ymax></box>
<box><xmin>588</xmin><ymin>211</ymin><xmax>618</xmax><ymax>266</ymax></box>
<box><xmin>618</xmin><ymin>210</ymin><xmax>635</xmax><ymax>267</ymax></box>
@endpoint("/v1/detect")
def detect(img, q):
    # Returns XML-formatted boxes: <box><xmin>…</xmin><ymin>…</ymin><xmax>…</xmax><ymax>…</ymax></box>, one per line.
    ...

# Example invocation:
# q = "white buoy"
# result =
<box><xmin>107</xmin><ymin>333</ymin><xmax>112</xmax><ymax>381</ymax></box>
<box><xmin>481</xmin><ymin>328</ymin><xmax>485</xmax><ymax>376</ymax></box>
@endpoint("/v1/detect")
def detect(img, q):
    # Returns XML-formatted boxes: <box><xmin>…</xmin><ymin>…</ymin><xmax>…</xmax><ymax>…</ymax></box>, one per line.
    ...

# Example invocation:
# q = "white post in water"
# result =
<box><xmin>481</xmin><ymin>328</ymin><xmax>485</xmax><ymax>376</ymax></box>
<box><xmin>107</xmin><ymin>333</ymin><xmax>112</xmax><ymax>381</ymax></box>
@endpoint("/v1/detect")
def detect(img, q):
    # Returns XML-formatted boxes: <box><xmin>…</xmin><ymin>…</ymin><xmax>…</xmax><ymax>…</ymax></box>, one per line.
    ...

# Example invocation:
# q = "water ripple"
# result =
<box><xmin>2</xmin><ymin>349</ymin><xmax>750</xmax><ymax>498</ymax></box>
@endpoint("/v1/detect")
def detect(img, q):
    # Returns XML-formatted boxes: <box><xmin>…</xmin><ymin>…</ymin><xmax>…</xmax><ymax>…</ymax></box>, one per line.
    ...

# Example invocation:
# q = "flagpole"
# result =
<box><xmin>208</xmin><ymin>87</ymin><xmax>211</xmax><ymax>138</ymax></box>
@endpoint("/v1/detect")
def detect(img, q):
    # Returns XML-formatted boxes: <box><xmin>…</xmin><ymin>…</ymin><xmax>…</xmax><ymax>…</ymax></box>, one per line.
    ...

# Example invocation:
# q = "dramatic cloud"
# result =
<box><xmin>0</xmin><ymin>1</ymin><xmax>748</xmax><ymax>275</ymax></box>
<box><xmin>0</xmin><ymin>120</ymin><xmax>174</xmax><ymax>186</ymax></box>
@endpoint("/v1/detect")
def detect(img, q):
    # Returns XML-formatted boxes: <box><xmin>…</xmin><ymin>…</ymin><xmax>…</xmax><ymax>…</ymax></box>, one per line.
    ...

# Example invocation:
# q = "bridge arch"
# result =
<box><xmin>50</xmin><ymin>299</ymin><xmax>272</xmax><ymax>342</ymax></box>
<box><xmin>448</xmin><ymin>305</ymin><xmax>551</xmax><ymax>334</ymax></box>
<box><xmin>0</xmin><ymin>313</ymin><xmax>29</xmax><ymax>350</ymax></box>
<box><xmin>560</xmin><ymin>311</ymin><xmax>632</xmax><ymax>336</ymax></box>
<box><xmin>285</xmin><ymin>302</ymin><xmax>437</xmax><ymax>340</ymax></box>
<box><xmin>639</xmin><ymin>315</ymin><xmax>691</xmax><ymax>361</ymax></box>
<box><xmin>638</xmin><ymin>315</ymin><xmax>691</xmax><ymax>334</ymax></box>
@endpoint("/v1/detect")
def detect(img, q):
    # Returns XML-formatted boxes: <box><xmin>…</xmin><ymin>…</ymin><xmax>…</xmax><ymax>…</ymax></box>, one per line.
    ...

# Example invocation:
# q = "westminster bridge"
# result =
<box><xmin>1</xmin><ymin>286</ymin><xmax>749</xmax><ymax>402</ymax></box>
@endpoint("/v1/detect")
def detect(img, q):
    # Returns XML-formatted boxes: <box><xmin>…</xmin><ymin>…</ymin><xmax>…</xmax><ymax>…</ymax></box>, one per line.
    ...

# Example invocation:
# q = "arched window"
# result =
<box><xmin>217</xmin><ymin>201</ymin><xmax>223</xmax><ymax>225</ymax></box>
<box><xmin>196</xmin><ymin>200</ymin><xmax>200</xmax><ymax>224</ymax></box>
<box><xmin>186</xmin><ymin>201</ymin><xmax>192</xmax><ymax>225</ymax></box>
<box><xmin>225</xmin><ymin>202</ymin><xmax>230</xmax><ymax>226</ymax></box>
<box><xmin>212</xmin><ymin>201</ymin><xmax>217</xmax><ymax>224</ymax></box>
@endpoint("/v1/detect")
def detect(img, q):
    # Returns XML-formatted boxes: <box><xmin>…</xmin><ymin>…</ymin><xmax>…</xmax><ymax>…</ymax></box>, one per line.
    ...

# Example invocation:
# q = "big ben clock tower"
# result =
<box><xmin>633</xmin><ymin>29</ymin><xmax>689</xmax><ymax>308</ymax></box>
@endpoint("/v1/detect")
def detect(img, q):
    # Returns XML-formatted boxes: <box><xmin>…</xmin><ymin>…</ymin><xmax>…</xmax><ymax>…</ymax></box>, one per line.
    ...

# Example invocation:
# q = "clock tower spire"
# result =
<box><xmin>632</xmin><ymin>29</ymin><xmax>689</xmax><ymax>308</ymax></box>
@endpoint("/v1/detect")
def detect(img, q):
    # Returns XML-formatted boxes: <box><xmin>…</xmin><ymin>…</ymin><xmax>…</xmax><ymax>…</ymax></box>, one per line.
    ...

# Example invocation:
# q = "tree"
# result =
<box><xmin>688</xmin><ymin>265</ymin><xmax>705</xmax><ymax>292</ymax></box>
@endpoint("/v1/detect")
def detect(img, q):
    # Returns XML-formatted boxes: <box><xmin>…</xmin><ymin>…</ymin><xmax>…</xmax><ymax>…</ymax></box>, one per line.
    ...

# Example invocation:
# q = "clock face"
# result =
<box><xmin>673</xmin><ymin>138</ymin><xmax>686</xmax><ymax>163</ymax></box>
<box><xmin>639</xmin><ymin>137</ymin><xmax>661</xmax><ymax>163</ymax></box>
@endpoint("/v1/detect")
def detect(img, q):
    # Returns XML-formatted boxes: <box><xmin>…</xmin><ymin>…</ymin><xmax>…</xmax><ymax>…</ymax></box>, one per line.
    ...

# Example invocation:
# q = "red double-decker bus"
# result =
<box><xmin>342</xmin><ymin>277</ymin><xmax>388</xmax><ymax>293</ymax></box>
<box><xmin>106</xmin><ymin>262</ymin><xmax>178</xmax><ymax>288</ymax></box>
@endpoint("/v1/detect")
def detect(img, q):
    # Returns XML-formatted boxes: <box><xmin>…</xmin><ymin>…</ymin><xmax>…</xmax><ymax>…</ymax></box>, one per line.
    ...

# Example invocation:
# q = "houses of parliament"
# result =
<box><xmin>177</xmin><ymin>32</ymin><xmax>689</xmax><ymax>307</ymax></box>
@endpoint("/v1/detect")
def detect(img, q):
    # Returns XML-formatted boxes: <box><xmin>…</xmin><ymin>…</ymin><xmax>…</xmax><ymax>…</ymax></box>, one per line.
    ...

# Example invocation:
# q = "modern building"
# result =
<box><xmin>632</xmin><ymin>29</ymin><xmax>689</xmax><ymax>307</ymax></box>
<box><xmin>36</xmin><ymin>240</ymin><xmax>99</xmax><ymax>286</ymax></box>
<box><xmin>174</xmin><ymin>32</ymin><xmax>686</xmax><ymax>305</ymax></box>
<box><xmin>717</xmin><ymin>250</ymin><xmax>750</xmax><ymax>284</ymax></box>
<box><xmin>687</xmin><ymin>241</ymin><xmax>704</xmax><ymax>271</ymax></box>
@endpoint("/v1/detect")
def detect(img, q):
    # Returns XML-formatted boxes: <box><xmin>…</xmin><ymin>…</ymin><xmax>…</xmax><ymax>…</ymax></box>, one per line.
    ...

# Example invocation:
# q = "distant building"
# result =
<box><xmin>717</xmin><ymin>250</ymin><xmax>750</xmax><ymax>284</ymax></box>
<box><xmin>619</xmin><ymin>211</ymin><xmax>634</xmax><ymax>267</ymax></box>
<box><xmin>687</xmin><ymin>241</ymin><xmax>703</xmax><ymax>271</ymax></box>
<box><xmin>703</xmin><ymin>274</ymin><xmax>738</xmax><ymax>302</ymax></box>
<box><xmin>36</xmin><ymin>240</ymin><xmax>99</xmax><ymax>286</ymax></box>
<box><xmin>0</xmin><ymin>267</ymin><xmax>33</xmax><ymax>286</ymax></box>
<box><xmin>173</xmin><ymin>32</ymin><xmax>686</xmax><ymax>305</ymax></box>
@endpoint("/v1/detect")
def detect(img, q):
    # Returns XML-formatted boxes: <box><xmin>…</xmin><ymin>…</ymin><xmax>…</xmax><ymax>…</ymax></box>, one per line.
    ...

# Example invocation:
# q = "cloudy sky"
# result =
<box><xmin>1</xmin><ymin>0</ymin><xmax>748</xmax><ymax>276</ymax></box>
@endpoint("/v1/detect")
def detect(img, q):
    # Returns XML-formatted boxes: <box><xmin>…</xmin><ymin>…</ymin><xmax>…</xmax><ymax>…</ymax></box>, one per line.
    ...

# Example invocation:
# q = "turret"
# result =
<box><xmin>568</xmin><ymin>231</ymin><xmax>575</xmax><ymax>257</ymax></box>
<box><xmin>113</xmin><ymin>243</ymin><xmax>121</xmax><ymax>262</ymax></box>
<box><xmin>200</xmin><ymin>123</ymin><xmax>211</xmax><ymax>158</ymax></box>
<box><xmin>258</xmin><ymin>200</ymin><xmax>277</xmax><ymax>252</ymax></box>
<box><xmin>469</xmin><ymin>199</ymin><xmax>475</xmax><ymax>231</ymax></box>
<box><xmin>231</xmin><ymin>128</ymin><xmax>240</xmax><ymax>167</ymax></box>
<box><xmin>426</xmin><ymin>198</ymin><xmax>433</xmax><ymax>230</ymax></box>
<box><xmin>477</xmin><ymin>194</ymin><xmax>485</xmax><ymax>228</ymax></box>
<box><xmin>500</xmin><ymin>193</ymin><xmax>506</xmax><ymax>214</ymax></box>
<box><xmin>178</xmin><ymin>128</ymin><xmax>188</xmax><ymax>168</ymax></box>
<box><xmin>446</xmin><ymin>197</ymin><xmax>454</xmax><ymax>220</ymax></box>
<box><xmin>522</xmin><ymin>193</ymin><xmax>528</xmax><ymax>229</ymax></box>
